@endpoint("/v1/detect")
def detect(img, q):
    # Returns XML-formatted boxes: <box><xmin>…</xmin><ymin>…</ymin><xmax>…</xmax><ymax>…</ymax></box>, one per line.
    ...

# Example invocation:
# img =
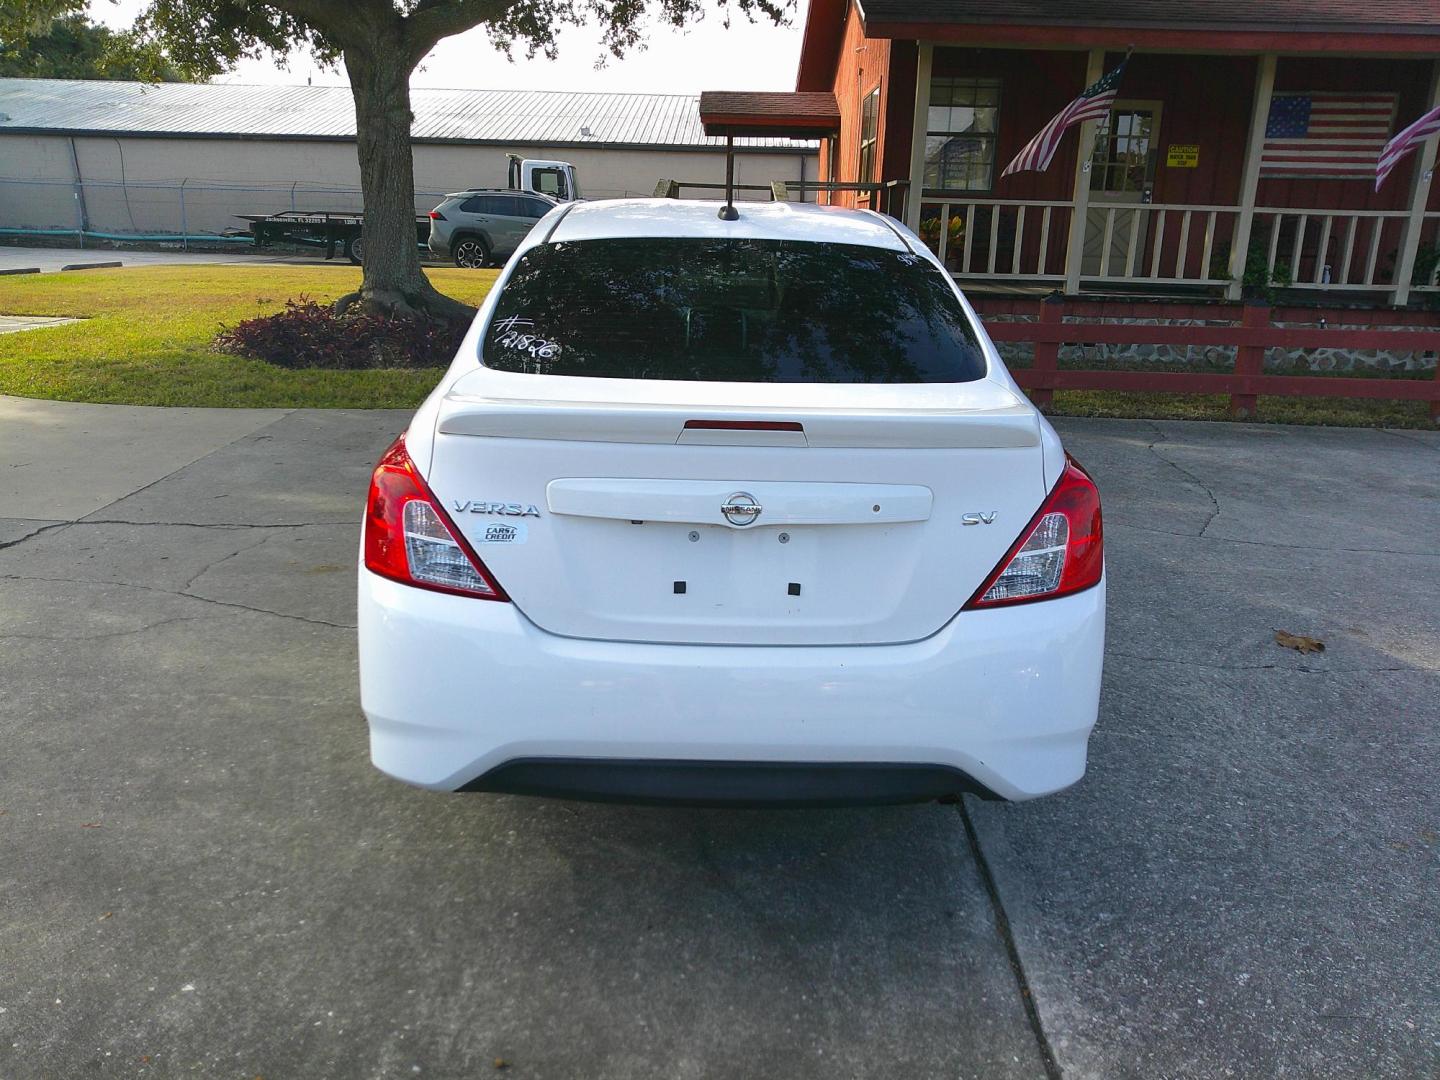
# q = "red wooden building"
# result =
<box><xmin>786</xmin><ymin>0</ymin><xmax>1440</xmax><ymax>307</ymax></box>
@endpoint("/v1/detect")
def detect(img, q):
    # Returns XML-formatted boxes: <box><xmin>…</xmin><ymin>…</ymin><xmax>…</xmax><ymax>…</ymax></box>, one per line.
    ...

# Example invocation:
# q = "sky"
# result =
<box><xmin>89</xmin><ymin>1</ymin><xmax>809</xmax><ymax>94</ymax></box>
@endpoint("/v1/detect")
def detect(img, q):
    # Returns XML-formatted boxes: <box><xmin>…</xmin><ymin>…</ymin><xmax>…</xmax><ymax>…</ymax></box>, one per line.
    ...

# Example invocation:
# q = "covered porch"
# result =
<box><xmin>899</xmin><ymin>45</ymin><xmax>1440</xmax><ymax>306</ymax></box>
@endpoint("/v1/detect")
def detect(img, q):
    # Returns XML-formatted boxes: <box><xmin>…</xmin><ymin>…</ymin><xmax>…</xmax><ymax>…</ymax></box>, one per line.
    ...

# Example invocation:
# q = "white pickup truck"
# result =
<box><xmin>506</xmin><ymin>154</ymin><xmax>580</xmax><ymax>202</ymax></box>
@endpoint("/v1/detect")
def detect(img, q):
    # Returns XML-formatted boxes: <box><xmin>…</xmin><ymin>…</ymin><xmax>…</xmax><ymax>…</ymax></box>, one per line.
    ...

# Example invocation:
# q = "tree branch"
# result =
<box><xmin>401</xmin><ymin>0</ymin><xmax>516</xmax><ymax>63</ymax></box>
<box><xmin>275</xmin><ymin>0</ymin><xmax>393</xmax><ymax>51</ymax></box>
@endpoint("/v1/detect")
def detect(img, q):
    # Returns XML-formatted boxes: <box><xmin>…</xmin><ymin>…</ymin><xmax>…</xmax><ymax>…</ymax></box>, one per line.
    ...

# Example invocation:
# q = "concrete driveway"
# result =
<box><xmin>1</xmin><ymin>394</ymin><xmax>1436</xmax><ymax>1079</ymax></box>
<box><xmin>0</xmin><ymin>242</ymin><xmax>339</xmax><ymax>275</ymax></box>
<box><xmin>0</xmin><ymin>243</ymin><xmax>451</xmax><ymax>275</ymax></box>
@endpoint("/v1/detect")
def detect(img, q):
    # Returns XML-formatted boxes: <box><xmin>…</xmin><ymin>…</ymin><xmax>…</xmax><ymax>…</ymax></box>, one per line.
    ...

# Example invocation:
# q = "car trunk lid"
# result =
<box><xmin>423</xmin><ymin>371</ymin><xmax>1047</xmax><ymax>646</ymax></box>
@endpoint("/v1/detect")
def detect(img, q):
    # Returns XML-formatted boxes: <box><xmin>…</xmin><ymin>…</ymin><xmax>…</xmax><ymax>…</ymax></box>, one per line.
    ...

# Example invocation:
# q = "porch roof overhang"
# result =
<box><xmin>796</xmin><ymin>0</ymin><xmax>1440</xmax><ymax>89</ymax></box>
<box><xmin>859</xmin><ymin>21</ymin><xmax>1440</xmax><ymax>55</ymax></box>
<box><xmin>697</xmin><ymin>91</ymin><xmax>841</xmax><ymax>139</ymax></box>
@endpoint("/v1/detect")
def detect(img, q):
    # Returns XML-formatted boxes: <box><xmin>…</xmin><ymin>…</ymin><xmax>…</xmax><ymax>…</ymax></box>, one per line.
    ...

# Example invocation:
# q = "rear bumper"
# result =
<box><xmin>462</xmin><ymin>759</ymin><xmax>1004</xmax><ymax>807</ymax></box>
<box><xmin>358</xmin><ymin>569</ymin><xmax>1105</xmax><ymax>803</ymax></box>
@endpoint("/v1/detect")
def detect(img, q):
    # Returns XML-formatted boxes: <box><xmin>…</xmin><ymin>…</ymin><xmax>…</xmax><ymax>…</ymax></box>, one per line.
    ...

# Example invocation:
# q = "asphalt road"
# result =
<box><xmin>1</xmin><ymin>395</ymin><xmax>1436</xmax><ymax>1078</ymax></box>
<box><xmin>0</xmin><ymin>243</ymin><xmax>453</xmax><ymax>275</ymax></box>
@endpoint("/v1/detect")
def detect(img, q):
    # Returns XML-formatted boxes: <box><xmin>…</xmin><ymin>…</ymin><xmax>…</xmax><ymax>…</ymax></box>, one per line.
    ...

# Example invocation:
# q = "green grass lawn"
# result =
<box><xmin>1048</xmin><ymin>389</ymin><xmax>1434</xmax><ymax>428</ymax></box>
<box><xmin>0</xmin><ymin>263</ymin><xmax>1434</xmax><ymax>424</ymax></box>
<box><xmin>0</xmin><ymin>264</ymin><xmax>498</xmax><ymax>408</ymax></box>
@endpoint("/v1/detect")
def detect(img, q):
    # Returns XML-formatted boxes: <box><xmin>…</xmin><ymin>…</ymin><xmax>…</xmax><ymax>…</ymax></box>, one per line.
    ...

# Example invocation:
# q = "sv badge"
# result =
<box><xmin>961</xmin><ymin>511</ymin><xmax>998</xmax><ymax>526</ymax></box>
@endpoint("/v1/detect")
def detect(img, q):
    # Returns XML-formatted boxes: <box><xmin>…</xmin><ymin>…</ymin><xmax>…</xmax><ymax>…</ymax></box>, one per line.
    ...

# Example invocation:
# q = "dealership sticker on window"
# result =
<box><xmin>492</xmin><ymin>315</ymin><xmax>561</xmax><ymax>359</ymax></box>
<box><xmin>477</xmin><ymin>522</ymin><xmax>527</xmax><ymax>545</ymax></box>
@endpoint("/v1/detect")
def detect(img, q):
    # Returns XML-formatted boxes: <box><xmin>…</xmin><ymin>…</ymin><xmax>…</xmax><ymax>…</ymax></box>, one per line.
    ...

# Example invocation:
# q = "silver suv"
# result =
<box><xmin>427</xmin><ymin>190</ymin><xmax>559</xmax><ymax>268</ymax></box>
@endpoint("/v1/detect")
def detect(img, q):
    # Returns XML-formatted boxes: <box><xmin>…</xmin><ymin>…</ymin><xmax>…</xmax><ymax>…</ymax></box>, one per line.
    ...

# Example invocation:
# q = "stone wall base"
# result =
<box><xmin>981</xmin><ymin>316</ymin><xmax>1438</xmax><ymax>373</ymax></box>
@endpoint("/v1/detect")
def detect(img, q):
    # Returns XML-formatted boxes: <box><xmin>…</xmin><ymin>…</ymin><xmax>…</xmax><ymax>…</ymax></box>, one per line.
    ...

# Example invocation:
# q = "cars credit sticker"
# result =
<box><xmin>477</xmin><ymin>522</ymin><xmax>527</xmax><ymax>545</ymax></box>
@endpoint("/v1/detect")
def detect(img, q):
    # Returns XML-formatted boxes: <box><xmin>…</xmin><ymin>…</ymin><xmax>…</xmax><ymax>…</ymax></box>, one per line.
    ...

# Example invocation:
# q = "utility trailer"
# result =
<box><xmin>239</xmin><ymin>211</ymin><xmax>430</xmax><ymax>265</ymax></box>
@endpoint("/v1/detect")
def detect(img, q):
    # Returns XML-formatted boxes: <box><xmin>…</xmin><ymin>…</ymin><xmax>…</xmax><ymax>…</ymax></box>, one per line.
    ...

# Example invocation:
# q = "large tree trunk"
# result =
<box><xmin>339</xmin><ymin>43</ymin><xmax>474</xmax><ymax>323</ymax></box>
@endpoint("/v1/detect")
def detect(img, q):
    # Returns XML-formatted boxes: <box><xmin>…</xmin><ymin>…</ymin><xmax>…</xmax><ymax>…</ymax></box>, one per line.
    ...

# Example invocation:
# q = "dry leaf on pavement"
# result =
<box><xmin>1275</xmin><ymin>630</ymin><xmax>1325</xmax><ymax>654</ymax></box>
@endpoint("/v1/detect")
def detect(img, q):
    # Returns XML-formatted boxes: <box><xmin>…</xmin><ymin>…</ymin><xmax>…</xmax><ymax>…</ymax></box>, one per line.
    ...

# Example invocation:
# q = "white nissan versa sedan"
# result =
<box><xmin>358</xmin><ymin>198</ymin><xmax>1105</xmax><ymax>806</ymax></box>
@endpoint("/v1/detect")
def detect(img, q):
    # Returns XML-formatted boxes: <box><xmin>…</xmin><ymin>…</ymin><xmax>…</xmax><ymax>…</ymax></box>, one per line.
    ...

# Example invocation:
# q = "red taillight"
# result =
<box><xmin>428</xmin><ymin>210</ymin><xmax>445</xmax><ymax>220</ymax></box>
<box><xmin>363</xmin><ymin>435</ymin><xmax>508</xmax><ymax>601</ymax></box>
<box><xmin>964</xmin><ymin>456</ymin><xmax>1103</xmax><ymax>610</ymax></box>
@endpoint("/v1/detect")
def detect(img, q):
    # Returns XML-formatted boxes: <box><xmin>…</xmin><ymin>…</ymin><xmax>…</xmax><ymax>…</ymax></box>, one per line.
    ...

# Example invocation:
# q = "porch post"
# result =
<box><xmin>1063</xmin><ymin>49</ymin><xmax>1107</xmax><ymax>295</ymax></box>
<box><xmin>1226</xmin><ymin>53</ymin><xmax>1278</xmax><ymax>301</ymax></box>
<box><xmin>904</xmin><ymin>41</ymin><xmax>935</xmax><ymax>231</ymax></box>
<box><xmin>1391</xmin><ymin>59</ymin><xmax>1440</xmax><ymax>307</ymax></box>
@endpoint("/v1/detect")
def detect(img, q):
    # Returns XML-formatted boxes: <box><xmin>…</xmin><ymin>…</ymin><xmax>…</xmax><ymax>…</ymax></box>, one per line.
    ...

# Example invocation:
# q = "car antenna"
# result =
<box><xmin>719</xmin><ymin>134</ymin><xmax>739</xmax><ymax>221</ymax></box>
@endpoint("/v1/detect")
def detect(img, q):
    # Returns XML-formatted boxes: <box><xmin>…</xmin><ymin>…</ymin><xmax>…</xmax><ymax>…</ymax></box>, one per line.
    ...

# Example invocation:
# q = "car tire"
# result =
<box><xmin>345</xmin><ymin>235</ymin><xmax>365</xmax><ymax>265</ymax></box>
<box><xmin>453</xmin><ymin>237</ymin><xmax>491</xmax><ymax>269</ymax></box>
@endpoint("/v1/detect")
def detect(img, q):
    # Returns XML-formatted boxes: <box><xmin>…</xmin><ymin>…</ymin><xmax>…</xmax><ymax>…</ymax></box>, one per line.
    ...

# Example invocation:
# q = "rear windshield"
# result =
<box><xmin>481</xmin><ymin>237</ymin><xmax>988</xmax><ymax>383</ymax></box>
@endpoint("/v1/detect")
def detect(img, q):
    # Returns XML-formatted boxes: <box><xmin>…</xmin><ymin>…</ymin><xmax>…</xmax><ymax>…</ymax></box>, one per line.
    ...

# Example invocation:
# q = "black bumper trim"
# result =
<box><xmin>457</xmin><ymin>758</ymin><xmax>1006</xmax><ymax>807</ymax></box>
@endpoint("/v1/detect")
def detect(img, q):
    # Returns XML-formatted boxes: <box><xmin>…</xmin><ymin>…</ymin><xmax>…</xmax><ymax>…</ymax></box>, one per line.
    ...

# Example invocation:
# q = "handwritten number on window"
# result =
<box><xmin>492</xmin><ymin>315</ymin><xmax>561</xmax><ymax>360</ymax></box>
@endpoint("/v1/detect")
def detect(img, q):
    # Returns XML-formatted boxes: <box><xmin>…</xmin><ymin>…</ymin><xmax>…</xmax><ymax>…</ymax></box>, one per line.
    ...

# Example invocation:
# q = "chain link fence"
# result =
<box><xmin>0</xmin><ymin>176</ymin><xmax>459</xmax><ymax>245</ymax></box>
<box><xmin>0</xmin><ymin>175</ymin><xmax>683</xmax><ymax>246</ymax></box>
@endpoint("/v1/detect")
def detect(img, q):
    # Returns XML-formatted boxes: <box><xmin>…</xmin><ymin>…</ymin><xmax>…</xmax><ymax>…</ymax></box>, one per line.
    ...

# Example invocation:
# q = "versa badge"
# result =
<box><xmin>452</xmin><ymin>501</ymin><xmax>542</xmax><ymax>517</ymax></box>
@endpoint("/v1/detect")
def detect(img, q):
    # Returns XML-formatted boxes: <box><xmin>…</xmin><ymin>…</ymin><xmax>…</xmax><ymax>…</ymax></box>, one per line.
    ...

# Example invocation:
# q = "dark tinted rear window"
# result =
<box><xmin>481</xmin><ymin>237</ymin><xmax>988</xmax><ymax>383</ymax></box>
<box><xmin>461</xmin><ymin>194</ymin><xmax>532</xmax><ymax>217</ymax></box>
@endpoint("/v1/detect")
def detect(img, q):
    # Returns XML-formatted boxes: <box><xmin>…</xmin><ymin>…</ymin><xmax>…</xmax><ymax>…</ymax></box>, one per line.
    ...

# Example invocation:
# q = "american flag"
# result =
<box><xmin>1260</xmin><ymin>92</ymin><xmax>1396</xmax><ymax>178</ymax></box>
<box><xmin>1375</xmin><ymin>103</ymin><xmax>1440</xmax><ymax>191</ymax></box>
<box><xmin>1001</xmin><ymin>58</ymin><xmax>1128</xmax><ymax>177</ymax></box>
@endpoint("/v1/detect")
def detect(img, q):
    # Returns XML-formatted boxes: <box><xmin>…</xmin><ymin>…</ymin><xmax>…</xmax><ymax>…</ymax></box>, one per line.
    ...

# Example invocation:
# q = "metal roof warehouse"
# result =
<box><xmin>0</xmin><ymin>78</ymin><xmax>819</xmax><ymax>239</ymax></box>
<box><xmin>0</xmin><ymin>78</ymin><xmax>814</xmax><ymax>150</ymax></box>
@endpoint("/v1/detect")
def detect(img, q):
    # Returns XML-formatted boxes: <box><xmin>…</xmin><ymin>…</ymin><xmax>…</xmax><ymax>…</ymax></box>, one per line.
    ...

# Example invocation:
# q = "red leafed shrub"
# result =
<box><xmin>215</xmin><ymin>298</ymin><xmax>466</xmax><ymax>369</ymax></box>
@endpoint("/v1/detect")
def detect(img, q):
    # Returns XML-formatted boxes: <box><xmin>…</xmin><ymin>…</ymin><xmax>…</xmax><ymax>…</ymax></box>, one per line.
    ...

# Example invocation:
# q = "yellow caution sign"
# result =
<box><xmin>1166</xmin><ymin>144</ymin><xmax>1200</xmax><ymax>168</ymax></box>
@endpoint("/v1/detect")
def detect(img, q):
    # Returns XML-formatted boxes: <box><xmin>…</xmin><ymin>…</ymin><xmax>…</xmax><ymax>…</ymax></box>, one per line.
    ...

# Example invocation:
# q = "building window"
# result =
<box><xmin>1089</xmin><ymin>106</ymin><xmax>1159</xmax><ymax>195</ymax></box>
<box><xmin>924</xmin><ymin>76</ymin><xmax>1001</xmax><ymax>192</ymax></box>
<box><xmin>857</xmin><ymin>85</ymin><xmax>881</xmax><ymax>187</ymax></box>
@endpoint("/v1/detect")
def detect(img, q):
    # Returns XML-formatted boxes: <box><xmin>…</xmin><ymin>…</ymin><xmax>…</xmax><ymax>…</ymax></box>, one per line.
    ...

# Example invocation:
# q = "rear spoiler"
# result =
<box><xmin>438</xmin><ymin>400</ymin><xmax>1040</xmax><ymax>449</ymax></box>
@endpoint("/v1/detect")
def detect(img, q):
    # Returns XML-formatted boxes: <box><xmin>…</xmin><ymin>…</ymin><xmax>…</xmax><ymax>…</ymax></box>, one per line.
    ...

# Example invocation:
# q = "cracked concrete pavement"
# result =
<box><xmin>0</xmin><ymin>396</ymin><xmax>1436</xmax><ymax>1078</ymax></box>
<box><xmin>969</xmin><ymin>418</ymin><xmax>1440</xmax><ymax>1079</ymax></box>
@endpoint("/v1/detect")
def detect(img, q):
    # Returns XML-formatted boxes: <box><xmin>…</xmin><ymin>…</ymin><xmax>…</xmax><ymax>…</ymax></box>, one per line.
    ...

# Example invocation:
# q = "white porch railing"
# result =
<box><xmin>1084</xmin><ymin>203</ymin><xmax>1240</xmax><ymax>284</ymax></box>
<box><xmin>1413</xmin><ymin>211</ymin><xmax>1440</xmax><ymax>292</ymax></box>
<box><xmin>919</xmin><ymin>198</ymin><xmax>1428</xmax><ymax>293</ymax></box>
<box><xmin>921</xmin><ymin>199</ymin><xmax>1071</xmax><ymax>281</ymax></box>
<box><xmin>1251</xmin><ymin>207</ymin><xmax>1411</xmax><ymax>290</ymax></box>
